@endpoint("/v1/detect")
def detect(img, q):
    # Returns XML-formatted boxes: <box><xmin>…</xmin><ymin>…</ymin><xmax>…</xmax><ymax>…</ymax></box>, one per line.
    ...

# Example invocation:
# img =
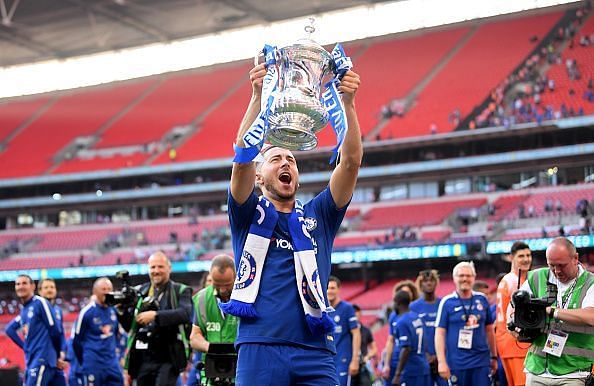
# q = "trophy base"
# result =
<box><xmin>267</xmin><ymin>112</ymin><xmax>318</xmax><ymax>151</ymax></box>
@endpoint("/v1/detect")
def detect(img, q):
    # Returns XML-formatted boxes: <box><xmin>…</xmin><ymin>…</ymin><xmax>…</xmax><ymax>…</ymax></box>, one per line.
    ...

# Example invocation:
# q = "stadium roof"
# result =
<box><xmin>0</xmin><ymin>0</ymin><xmax>394</xmax><ymax>67</ymax></box>
<box><xmin>0</xmin><ymin>0</ymin><xmax>579</xmax><ymax>98</ymax></box>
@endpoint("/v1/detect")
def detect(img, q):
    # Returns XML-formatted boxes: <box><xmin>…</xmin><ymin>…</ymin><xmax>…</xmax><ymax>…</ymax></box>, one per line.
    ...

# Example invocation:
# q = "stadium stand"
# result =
<box><xmin>488</xmin><ymin>193</ymin><xmax>530</xmax><ymax>221</ymax></box>
<box><xmin>382</xmin><ymin>11</ymin><xmax>563</xmax><ymax>139</ymax></box>
<box><xmin>358</xmin><ymin>197</ymin><xmax>487</xmax><ymax>230</ymax></box>
<box><xmin>539</xmin><ymin>15</ymin><xmax>594</xmax><ymax>116</ymax></box>
<box><xmin>153</xmin><ymin>75</ymin><xmax>252</xmax><ymax>163</ymax></box>
<box><xmin>0</xmin><ymin>98</ymin><xmax>49</xmax><ymax>143</ymax></box>
<box><xmin>505</xmin><ymin>183</ymin><xmax>594</xmax><ymax>219</ymax></box>
<box><xmin>99</xmin><ymin>64</ymin><xmax>250</xmax><ymax>150</ymax></box>
<box><xmin>316</xmin><ymin>27</ymin><xmax>471</xmax><ymax>145</ymax></box>
<box><xmin>53</xmin><ymin>153</ymin><xmax>150</xmax><ymax>174</ymax></box>
<box><xmin>0</xmin><ymin>10</ymin><xmax>570</xmax><ymax>177</ymax></box>
<box><xmin>0</xmin><ymin>81</ymin><xmax>155</xmax><ymax>178</ymax></box>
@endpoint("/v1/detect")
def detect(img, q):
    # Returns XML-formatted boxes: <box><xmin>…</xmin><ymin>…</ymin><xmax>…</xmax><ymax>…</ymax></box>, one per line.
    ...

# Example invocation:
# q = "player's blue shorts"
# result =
<box><xmin>334</xmin><ymin>359</ymin><xmax>349</xmax><ymax>386</ymax></box>
<box><xmin>235</xmin><ymin>344</ymin><xmax>338</xmax><ymax>386</ymax></box>
<box><xmin>25</xmin><ymin>364</ymin><xmax>65</xmax><ymax>386</ymax></box>
<box><xmin>82</xmin><ymin>365</ymin><xmax>124</xmax><ymax>386</ymax></box>
<box><xmin>449</xmin><ymin>366</ymin><xmax>490</xmax><ymax>386</ymax></box>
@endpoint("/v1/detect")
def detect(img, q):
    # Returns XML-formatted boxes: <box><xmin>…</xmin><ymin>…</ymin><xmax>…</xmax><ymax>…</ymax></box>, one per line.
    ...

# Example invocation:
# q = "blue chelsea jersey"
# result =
<box><xmin>395</xmin><ymin>311</ymin><xmax>430</xmax><ymax>377</ymax></box>
<box><xmin>72</xmin><ymin>301</ymin><xmax>120</xmax><ymax>370</ymax></box>
<box><xmin>410</xmin><ymin>297</ymin><xmax>441</xmax><ymax>355</ymax></box>
<box><xmin>329</xmin><ymin>300</ymin><xmax>359</xmax><ymax>364</ymax></box>
<box><xmin>228</xmin><ymin>187</ymin><xmax>347</xmax><ymax>353</ymax></box>
<box><xmin>436</xmin><ymin>291</ymin><xmax>494</xmax><ymax>370</ymax></box>
<box><xmin>17</xmin><ymin>295</ymin><xmax>61</xmax><ymax>368</ymax></box>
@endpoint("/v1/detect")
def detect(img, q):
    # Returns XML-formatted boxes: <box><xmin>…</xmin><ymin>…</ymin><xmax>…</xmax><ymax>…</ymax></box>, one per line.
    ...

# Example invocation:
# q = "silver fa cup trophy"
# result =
<box><xmin>260</xmin><ymin>23</ymin><xmax>336</xmax><ymax>151</ymax></box>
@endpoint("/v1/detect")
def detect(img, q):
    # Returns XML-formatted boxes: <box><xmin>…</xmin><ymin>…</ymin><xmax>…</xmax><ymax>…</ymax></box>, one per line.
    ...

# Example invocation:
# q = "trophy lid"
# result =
<box><xmin>277</xmin><ymin>19</ymin><xmax>333</xmax><ymax>65</ymax></box>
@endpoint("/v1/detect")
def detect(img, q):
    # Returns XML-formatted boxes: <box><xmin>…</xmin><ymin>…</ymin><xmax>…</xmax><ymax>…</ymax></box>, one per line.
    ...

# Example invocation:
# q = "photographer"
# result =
<box><xmin>189</xmin><ymin>255</ymin><xmax>238</xmax><ymax>385</ymax></box>
<box><xmin>118</xmin><ymin>251</ymin><xmax>193</xmax><ymax>386</ymax></box>
<box><xmin>512</xmin><ymin>237</ymin><xmax>594</xmax><ymax>386</ymax></box>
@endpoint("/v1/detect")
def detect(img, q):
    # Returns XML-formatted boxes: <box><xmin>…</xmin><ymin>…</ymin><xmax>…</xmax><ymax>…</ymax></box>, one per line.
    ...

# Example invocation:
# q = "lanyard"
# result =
<box><xmin>456</xmin><ymin>293</ymin><xmax>474</xmax><ymax>321</ymax></box>
<box><xmin>559</xmin><ymin>278</ymin><xmax>578</xmax><ymax>310</ymax></box>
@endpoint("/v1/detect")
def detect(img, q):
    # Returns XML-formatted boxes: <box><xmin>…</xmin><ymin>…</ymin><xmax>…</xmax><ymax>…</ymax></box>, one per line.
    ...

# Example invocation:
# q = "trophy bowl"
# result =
<box><xmin>265</xmin><ymin>38</ymin><xmax>335</xmax><ymax>151</ymax></box>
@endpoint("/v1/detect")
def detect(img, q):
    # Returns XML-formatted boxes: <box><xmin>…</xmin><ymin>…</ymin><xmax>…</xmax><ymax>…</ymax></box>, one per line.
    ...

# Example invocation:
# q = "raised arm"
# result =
<box><xmin>329</xmin><ymin>70</ymin><xmax>363</xmax><ymax>209</ymax></box>
<box><xmin>230</xmin><ymin>64</ymin><xmax>266</xmax><ymax>205</ymax></box>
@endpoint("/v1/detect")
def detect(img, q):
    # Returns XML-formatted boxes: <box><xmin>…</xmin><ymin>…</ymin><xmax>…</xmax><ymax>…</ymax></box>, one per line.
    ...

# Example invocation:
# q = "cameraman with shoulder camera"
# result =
<box><xmin>513</xmin><ymin>237</ymin><xmax>594</xmax><ymax>386</ymax></box>
<box><xmin>189</xmin><ymin>254</ymin><xmax>238</xmax><ymax>386</ymax></box>
<box><xmin>119</xmin><ymin>251</ymin><xmax>193</xmax><ymax>386</ymax></box>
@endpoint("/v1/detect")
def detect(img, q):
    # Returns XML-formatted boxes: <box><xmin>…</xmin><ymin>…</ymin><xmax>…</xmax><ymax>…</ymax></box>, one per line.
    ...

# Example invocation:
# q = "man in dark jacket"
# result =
<box><xmin>118</xmin><ymin>251</ymin><xmax>192</xmax><ymax>386</ymax></box>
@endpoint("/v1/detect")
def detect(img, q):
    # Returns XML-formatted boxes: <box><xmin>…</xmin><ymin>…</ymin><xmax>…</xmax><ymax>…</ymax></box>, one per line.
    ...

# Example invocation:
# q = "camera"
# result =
<box><xmin>134</xmin><ymin>295</ymin><xmax>161</xmax><ymax>343</ymax></box>
<box><xmin>508</xmin><ymin>281</ymin><xmax>557</xmax><ymax>342</ymax></box>
<box><xmin>197</xmin><ymin>343</ymin><xmax>237</xmax><ymax>386</ymax></box>
<box><xmin>105</xmin><ymin>270</ymin><xmax>140</xmax><ymax>307</ymax></box>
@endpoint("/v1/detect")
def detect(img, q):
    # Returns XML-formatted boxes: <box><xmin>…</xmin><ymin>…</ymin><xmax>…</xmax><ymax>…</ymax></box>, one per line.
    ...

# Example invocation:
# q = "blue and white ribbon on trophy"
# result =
<box><xmin>323</xmin><ymin>43</ymin><xmax>352</xmax><ymax>164</ymax></box>
<box><xmin>233</xmin><ymin>43</ymin><xmax>352</xmax><ymax>164</ymax></box>
<box><xmin>233</xmin><ymin>44</ymin><xmax>278</xmax><ymax>163</ymax></box>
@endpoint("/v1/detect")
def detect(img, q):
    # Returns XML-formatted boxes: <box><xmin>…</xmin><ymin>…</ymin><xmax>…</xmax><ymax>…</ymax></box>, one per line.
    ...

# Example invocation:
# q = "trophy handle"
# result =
<box><xmin>254</xmin><ymin>49</ymin><xmax>264</xmax><ymax>66</ymax></box>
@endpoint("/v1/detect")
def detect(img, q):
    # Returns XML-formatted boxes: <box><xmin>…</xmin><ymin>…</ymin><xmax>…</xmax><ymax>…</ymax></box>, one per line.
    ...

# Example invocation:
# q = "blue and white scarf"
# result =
<box><xmin>219</xmin><ymin>196</ymin><xmax>334</xmax><ymax>335</ymax></box>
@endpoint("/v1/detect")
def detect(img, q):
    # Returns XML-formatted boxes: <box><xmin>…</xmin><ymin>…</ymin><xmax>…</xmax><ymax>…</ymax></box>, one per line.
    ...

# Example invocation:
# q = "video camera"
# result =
<box><xmin>105</xmin><ymin>270</ymin><xmax>140</xmax><ymax>308</ymax></box>
<box><xmin>508</xmin><ymin>270</ymin><xmax>558</xmax><ymax>342</ymax></box>
<box><xmin>197</xmin><ymin>343</ymin><xmax>237</xmax><ymax>386</ymax></box>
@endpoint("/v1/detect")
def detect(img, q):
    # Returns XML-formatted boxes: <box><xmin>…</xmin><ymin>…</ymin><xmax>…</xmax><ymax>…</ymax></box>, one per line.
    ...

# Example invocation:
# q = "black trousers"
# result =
<box><xmin>135</xmin><ymin>361</ymin><xmax>179</xmax><ymax>386</ymax></box>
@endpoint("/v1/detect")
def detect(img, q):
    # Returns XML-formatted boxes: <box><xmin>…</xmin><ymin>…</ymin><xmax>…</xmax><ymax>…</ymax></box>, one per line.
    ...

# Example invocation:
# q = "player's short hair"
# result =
<box><xmin>16</xmin><ymin>274</ymin><xmax>34</xmax><ymax>284</ymax></box>
<box><xmin>510</xmin><ymin>241</ymin><xmax>530</xmax><ymax>256</ymax></box>
<box><xmin>328</xmin><ymin>275</ymin><xmax>341</xmax><ymax>288</ymax></box>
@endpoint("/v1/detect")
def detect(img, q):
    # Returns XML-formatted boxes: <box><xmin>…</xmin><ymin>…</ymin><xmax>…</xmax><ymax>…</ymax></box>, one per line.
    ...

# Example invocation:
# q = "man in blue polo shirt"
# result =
<box><xmin>7</xmin><ymin>274</ymin><xmax>63</xmax><ymax>386</ymax></box>
<box><xmin>435</xmin><ymin>262</ymin><xmax>497</xmax><ymax>386</ymax></box>
<box><xmin>73</xmin><ymin>277</ymin><xmax>124</xmax><ymax>386</ymax></box>
<box><xmin>393</xmin><ymin>290</ymin><xmax>430</xmax><ymax>386</ymax></box>
<box><xmin>327</xmin><ymin>275</ymin><xmax>361</xmax><ymax>386</ymax></box>
<box><xmin>224</xmin><ymin>62</ymin><xmax>362</xmax><ymax>386</ymax></box>
<box><xmin>410</xmin><ymin>269</ymin><xmax>446</xmax><ymax>386</ymax></box>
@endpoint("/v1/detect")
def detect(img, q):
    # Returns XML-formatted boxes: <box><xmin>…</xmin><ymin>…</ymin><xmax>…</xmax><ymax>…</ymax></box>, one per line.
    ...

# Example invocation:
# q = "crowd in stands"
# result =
<box><xmin>473</xmin><ymin>4</ymin><xmax>594</xmax><ymax>130</ymax></box>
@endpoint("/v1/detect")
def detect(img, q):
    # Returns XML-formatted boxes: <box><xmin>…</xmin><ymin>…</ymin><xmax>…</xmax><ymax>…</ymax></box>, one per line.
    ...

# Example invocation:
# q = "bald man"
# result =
<box><xmin>515</xmin><ymin>237</ymin><xmax>594</xmax><ymax>386</ymax></box>
<box><xmin>118</xmin><ymin>251</ymin><xmax>193</xmax><ymax>386</ymax></box>
<box><xmin>73</xmin><ymin>277</ymin><xmax>124</xmax><ymax>386</ymax></box>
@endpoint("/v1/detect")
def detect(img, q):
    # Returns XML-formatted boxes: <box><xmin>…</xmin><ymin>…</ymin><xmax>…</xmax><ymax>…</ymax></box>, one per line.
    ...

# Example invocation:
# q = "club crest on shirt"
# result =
<box><xmin>100</xmin><ymin>324</ymin><xmax>113</xmax><ymax>339</ymax></box>
<box><xmin>27</xmin><ymin>307</ymin><xmax>33</xmax><ymax>319</ymax></box>
<box><xmin>235</xmin><ymin>251</ymin><xmax>256</xmax><ymax>290</ymax></box>
<box><xmin>301</xmin><ymin>271</ymin><xmax>321</xmax><ymax>309</ymax></box>
<box><xmin>304</xmin><ymin>217</ymin><xmax>317</xmax><ymax>232</ymax></box>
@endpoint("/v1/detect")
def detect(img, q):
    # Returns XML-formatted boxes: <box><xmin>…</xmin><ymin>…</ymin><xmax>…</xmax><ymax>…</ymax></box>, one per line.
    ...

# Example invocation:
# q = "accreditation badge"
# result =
<box><xmin>457</xmin><ymin>329</ymin><xmax>473</xmax><ymax>349</ymax></box>
<box><xmin>542</xmin><ymin>329</ymin><xmax>568</xmax><ymax>357</ymax></box>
